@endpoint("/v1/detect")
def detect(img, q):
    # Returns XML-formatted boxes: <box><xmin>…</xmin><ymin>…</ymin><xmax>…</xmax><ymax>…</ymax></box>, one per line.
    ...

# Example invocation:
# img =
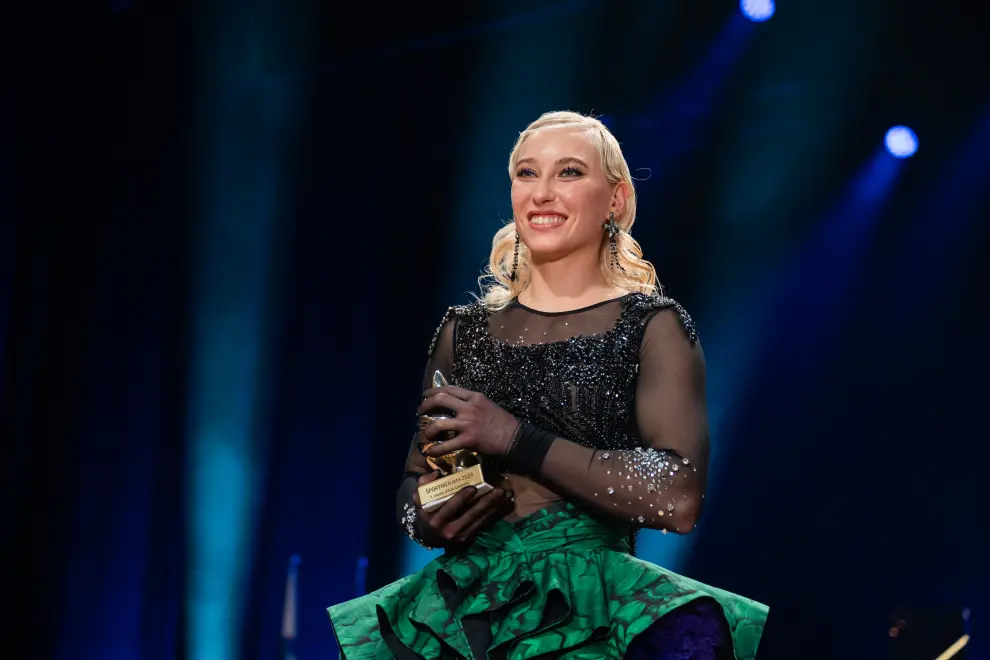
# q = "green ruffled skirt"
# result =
<box><xmin>328</xmin><ymin>503</ymin><xmax>768</xmax><ymax>659</ymax></box>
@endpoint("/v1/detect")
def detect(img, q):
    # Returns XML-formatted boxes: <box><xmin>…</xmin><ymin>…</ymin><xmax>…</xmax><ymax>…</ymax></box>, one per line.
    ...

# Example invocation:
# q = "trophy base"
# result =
<box><xmin>417</xmin><ymin>464</ymin><xmax>492</xmax><ymax>512</ymax></box>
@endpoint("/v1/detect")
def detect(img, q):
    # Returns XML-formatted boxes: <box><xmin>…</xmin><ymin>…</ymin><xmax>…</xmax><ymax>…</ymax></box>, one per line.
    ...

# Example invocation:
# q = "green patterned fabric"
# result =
<box><xmin>328</xmin><ymin>503</ymin><xmax>768</xmax><ymax>659</ymax></box>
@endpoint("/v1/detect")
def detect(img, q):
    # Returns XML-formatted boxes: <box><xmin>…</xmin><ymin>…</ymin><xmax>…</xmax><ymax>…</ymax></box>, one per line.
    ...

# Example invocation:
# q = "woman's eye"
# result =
<box><xmin>516</xmin><ymin>167</ymin><xmax>536</xmax><ymax>177</ymax></box>
<box><xmin>561</xmin><ymin>167</ymin><xmax>583</xmax><ymax>177</ymax></box>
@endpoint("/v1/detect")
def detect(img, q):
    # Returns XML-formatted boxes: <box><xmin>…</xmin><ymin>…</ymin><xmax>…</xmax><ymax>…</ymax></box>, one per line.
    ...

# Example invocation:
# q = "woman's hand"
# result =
<box><xmin>418</xmin><ymin>386</ymin><xmax>521</xmax><ymax>458</ymax></box>
<box><xmin>413</xmin><ymin>471</ymin><xmax>514</xmax><ymax>547</ymax></box>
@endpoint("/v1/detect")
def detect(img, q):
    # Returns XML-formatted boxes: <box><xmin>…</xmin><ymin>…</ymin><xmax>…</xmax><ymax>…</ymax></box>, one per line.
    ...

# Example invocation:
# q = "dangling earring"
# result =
<box><xmin>509</xmin><ymin>231</ymin><xmax>520</xmax><ymax>282</ymax></box>
<box><xmin>604</xmin><ymin>211</ymin><xmax>624</xmax><ymax>271</ymax></box>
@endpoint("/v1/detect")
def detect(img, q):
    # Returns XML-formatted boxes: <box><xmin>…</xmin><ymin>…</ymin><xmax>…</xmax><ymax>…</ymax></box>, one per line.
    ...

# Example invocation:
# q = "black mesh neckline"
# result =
<box><xmin>479</xmin><ymin>293</ymin><xmax>641</xmax><ymax>351</ymax></box>
<box><xmin>509</xmin><ymin>293</ymin><xmax>636</xmax><ymax>317</ymax></box>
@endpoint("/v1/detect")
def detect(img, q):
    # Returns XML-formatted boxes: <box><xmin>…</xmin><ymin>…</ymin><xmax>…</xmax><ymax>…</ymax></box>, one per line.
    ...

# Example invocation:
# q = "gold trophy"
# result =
<box><xmin>416</xmin><ymin>370</ymin><xmax>493</xmax><ymax>512</ymax></box>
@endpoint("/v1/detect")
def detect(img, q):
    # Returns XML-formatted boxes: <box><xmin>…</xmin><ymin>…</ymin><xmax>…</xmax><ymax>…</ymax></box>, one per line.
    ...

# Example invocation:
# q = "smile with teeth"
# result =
<box><xmin>529</xmin><ymin>215</ymin><xmax>567</xmax><ymax>226</ymax></box>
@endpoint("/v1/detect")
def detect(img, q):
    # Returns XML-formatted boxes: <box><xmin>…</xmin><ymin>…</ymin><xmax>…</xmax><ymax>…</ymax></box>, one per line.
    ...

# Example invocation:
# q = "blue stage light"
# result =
<box><xmin>885</xmin><ymin>126</ymin><xmax>918</xmax><ymax>158</ymax></box>
<box><xmin>740</xmin><ymin>0</ymin><xmax>775</xmax><ymax>22</ymax></box>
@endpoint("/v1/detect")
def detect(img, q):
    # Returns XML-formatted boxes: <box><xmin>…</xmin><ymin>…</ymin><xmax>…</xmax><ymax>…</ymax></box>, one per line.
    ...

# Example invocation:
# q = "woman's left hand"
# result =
<box><xmin>418</xmin><ymin>386</ymin><xmax>521</xmax><ymax>458</ymax></box>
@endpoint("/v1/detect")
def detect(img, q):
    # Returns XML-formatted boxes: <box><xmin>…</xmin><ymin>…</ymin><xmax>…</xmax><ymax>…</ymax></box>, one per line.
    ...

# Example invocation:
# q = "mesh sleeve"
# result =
<box><xmin>537</xmin><ymin>308</ymin><xmax>709</xmax><ymax>533</ymax></box>
<box><xmin>395</xmin><ymin>312</ymin><xmax>457</xmax><ymax>526</ymax></box>
<box><xmin>401</xmin><ymin>313</ymin><xmax>456</xmax><ymax>476</ymax></box>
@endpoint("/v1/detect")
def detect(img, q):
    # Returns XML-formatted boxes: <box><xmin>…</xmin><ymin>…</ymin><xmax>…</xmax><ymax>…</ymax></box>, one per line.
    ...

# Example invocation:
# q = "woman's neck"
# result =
<box><xmin>518</xmin><ymin>253</ymin><xmax>627</xmax><ymax>314</ymax></box>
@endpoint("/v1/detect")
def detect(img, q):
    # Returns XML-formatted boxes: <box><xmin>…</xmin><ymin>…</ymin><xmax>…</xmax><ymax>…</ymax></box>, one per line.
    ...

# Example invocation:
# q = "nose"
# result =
<box><xmin>534</xmin><ymin>175</ymin><xmax>556</xmax><ymax>203</ymax></box>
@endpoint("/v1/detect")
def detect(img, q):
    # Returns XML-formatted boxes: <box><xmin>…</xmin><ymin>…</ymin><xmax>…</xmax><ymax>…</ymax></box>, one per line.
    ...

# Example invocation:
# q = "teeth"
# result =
<box><xmin>530</xmin><ymin>215</ymin><xmax>566</xmax><ymax>225</ymax></box>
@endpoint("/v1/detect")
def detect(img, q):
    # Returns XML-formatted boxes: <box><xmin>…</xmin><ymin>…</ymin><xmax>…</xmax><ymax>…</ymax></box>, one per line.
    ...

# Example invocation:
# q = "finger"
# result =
<box><xmin>423</xmin><ymin>417</ymin><xmax>468</xmax><ymax>444</ymax></box>
<box><xmin>444</xmin><ymin>488</ymin><xmax>504</xmax><ymax>538</ymax></box>
<box><xmin>455</xmin><ymin>505</ymin><xmax>504</xmax><ymax>542</ymax></box>
<box><xmin>452</xmin><ymin>489</ymin><xmax>514</xmax><ymax>541</ymax></box>
<box><xmin>412</xmin><ymin>471</ymin><xmax>440</xmax><ymax>508</ymax></box>
<box><xmin>477</xmin><ymin>487</ymin><xmax>515</xmax><ymax>514</ymax></box>
<box><xmin>417</xmin><ymin>392</ymin><xmax>469</xmax><ymax>415</ymax></box>
<box><xmin>422</xmin><ymin>385</ymin><xmax>477</xmax><ymax>401</ymax></box>
<box><xmin>423</xmin><ymin>418</ymin><xmax>467</xmax><ymax>443</ymax></box>
<box><xmin>417</xmin><ymin>470</ymin><xmax>441</xmax><ymax>486</ymax></box>
<box><xmin>428</xmin><ymin>486</ymin><xmax>478</xmax><ymax>527</ymax></box>
<box><xmin>424</xmin><ymin>431</ymin><xmax>471</xmax><ymax>455</ymax></box>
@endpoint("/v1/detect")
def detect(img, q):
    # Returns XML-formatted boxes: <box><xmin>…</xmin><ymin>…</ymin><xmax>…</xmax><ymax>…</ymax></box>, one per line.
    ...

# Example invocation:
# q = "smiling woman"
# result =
<box><xmin>326</xmin><ymin>111</ymin><xmax>769</xmax><ymax>660</ymax></box>
<box><xmin>482</xmin><ymin>111</ymin><xmax>657</xmax><ymax>313</ymax></box>
<box><xmin>514</xmin><ymin>127</ymin><xmax>624</xmax><ymax>262</ymax></box>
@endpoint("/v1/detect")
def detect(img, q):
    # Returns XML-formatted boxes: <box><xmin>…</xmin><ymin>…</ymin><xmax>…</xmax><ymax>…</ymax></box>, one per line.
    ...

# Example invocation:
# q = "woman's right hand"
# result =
<box><xmin>413</xmin><ymin>471</ymin><xmax>514</xmax><ymax>548</ymax></box>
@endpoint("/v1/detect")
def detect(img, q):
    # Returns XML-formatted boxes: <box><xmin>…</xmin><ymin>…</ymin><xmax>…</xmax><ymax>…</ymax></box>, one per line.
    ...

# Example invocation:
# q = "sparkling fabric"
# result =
<box><xmin>430</xmin><ymin>293</ymin><xmax>697</xmax><ymax>455</ymax></box>
<box><xmin>330</xmin><ymin>293</ymin><xmax>770</xmax><ymax>659</ymax></box>
<box><xmin>403</xmin><ymin>292</ymin><xmax>709</xmax><ymax>537</ymax></box>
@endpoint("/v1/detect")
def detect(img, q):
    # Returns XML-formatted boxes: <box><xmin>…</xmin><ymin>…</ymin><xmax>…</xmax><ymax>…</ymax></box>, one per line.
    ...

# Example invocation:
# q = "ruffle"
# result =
<box><xmin>328</xmin><ymin>504</ymin><xmax>768</xmax><ymax>660</ymax></box>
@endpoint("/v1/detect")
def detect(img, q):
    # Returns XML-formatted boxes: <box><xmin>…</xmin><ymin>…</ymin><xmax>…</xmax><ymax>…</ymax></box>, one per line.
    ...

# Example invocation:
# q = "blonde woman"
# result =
<box><xmin>328</xmin><ymin>111</ymin><xmax>769</xmax><ymax>659</ymax></box>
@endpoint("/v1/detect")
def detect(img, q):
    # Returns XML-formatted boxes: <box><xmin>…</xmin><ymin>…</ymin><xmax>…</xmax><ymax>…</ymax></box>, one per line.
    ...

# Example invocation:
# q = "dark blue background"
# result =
<box><xmin>4</xmin><ymin>1</ymin><xmax>987</xmax><ymax>658</ymax></box>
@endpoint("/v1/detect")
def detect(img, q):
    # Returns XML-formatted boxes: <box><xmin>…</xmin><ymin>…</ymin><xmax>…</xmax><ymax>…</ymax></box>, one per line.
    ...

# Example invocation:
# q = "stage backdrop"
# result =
<box><xmin>3</xmin><ymin>1</ymin><xmax>988</xmax><ymax>659</ymax></box>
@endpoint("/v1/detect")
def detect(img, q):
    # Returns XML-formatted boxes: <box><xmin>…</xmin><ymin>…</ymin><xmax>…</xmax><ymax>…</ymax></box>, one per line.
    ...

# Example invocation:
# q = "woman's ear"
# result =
<box><xmin>610</xmin><ymin>182</ymin><xmax>629</xmax><ymax>218</ymax></box>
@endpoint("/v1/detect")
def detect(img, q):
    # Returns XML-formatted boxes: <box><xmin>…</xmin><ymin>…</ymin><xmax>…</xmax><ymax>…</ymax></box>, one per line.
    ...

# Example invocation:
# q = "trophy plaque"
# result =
<box><xmin>416</xmin><ymin>370</ymin><xmax>493</xmax><ymax>512</ymax></box>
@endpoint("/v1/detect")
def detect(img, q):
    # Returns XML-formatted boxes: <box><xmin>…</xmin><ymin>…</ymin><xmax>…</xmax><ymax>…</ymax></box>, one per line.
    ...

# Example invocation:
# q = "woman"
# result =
<box><xmin>328</xmin><ymin>111</ymin><xmax>769</xmax><ymax>659</ymax></box>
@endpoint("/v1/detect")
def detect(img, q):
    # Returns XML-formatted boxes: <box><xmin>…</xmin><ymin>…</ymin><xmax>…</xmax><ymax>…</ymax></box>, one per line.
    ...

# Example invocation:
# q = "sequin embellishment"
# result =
<box><xmin>401</xmin><ymin>502</ymin><xmax>434</xmax><ymax>550</ymax></box>
<box><xmin>437</xmin><ymin>294</ymin><xmax>697</xmax><ymax>454</ymax></box>
<box><xmin>425</xmin><ymin>293</ymin><xmax>701</xmax><ymax>542</ymax></box>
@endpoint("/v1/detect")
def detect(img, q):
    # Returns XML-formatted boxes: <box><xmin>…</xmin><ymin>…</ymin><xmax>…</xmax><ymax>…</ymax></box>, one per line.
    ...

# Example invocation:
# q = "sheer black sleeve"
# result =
<box><xmin>534</xmin><ymin>308</ymin><xmax>709</xmax><ymax>533</ymax></box>
<box><xmin>395</xmin><ymin>312</ymin><xmax>457</xmax><ymax>525</ymax></box>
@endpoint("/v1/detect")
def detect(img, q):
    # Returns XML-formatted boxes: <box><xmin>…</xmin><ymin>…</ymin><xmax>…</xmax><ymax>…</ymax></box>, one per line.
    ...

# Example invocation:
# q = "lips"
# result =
<box><xmin>527</xmin><ymin>212</ymin><xmax>567</xmax><ymax>228</ymax></box>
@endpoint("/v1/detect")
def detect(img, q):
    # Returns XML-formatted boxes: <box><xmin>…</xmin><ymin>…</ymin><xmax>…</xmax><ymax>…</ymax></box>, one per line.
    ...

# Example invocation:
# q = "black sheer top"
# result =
<box><xmin>403</xmin><ymin>292</ymin><xmax>708</xmax><ymax>534</ymax></box>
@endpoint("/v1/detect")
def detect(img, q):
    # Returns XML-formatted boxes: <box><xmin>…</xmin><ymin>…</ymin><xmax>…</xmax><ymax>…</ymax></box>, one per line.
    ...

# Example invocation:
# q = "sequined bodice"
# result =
<box><xmin>407</xmin><ymin>292</ymin><xmax>706</xmax><ymax>547</ymax></box>
<box><xmin>432</xmin><ymin>294</ymin><xmax>697</xmax><ymax>452</ymax></box>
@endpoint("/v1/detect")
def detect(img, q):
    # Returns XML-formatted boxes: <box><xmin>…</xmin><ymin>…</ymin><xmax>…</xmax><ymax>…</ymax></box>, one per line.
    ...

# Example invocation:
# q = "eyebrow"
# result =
<box><xmin>516</xmin><ymin>157</ymin><xmax>590</xmax><ymax>169</ymax></box>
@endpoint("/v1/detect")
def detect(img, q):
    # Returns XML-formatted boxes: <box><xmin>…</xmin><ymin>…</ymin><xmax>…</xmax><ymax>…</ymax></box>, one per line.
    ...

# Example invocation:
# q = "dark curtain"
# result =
<box><xmin>3</xmin><ymin>6</ymin><xmax>194</xmax><ymax>659</ymax></box>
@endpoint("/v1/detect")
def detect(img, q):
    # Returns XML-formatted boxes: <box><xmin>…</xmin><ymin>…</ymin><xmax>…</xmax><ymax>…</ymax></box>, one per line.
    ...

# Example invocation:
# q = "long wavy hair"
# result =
<box><xmin>478</xmin><ymin>111</ymin><xmax>660</xmax><ymax>311</ymax></box>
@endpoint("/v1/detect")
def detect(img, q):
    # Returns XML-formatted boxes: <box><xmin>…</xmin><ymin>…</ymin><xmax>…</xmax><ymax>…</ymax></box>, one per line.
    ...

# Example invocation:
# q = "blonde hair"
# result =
<box><xmin>479</xmin><ymin>110</ymin><xmax>659</xmax><ymax>311</ymax></box>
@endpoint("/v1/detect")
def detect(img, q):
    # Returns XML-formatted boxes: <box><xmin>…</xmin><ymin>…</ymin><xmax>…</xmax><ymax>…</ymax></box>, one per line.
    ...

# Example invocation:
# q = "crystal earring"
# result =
<box><xmin>509</xmin><ymin>231</ymin><xmax>520</xmax><ymax>282</ymax></box>
<box><xmin>603</xmin><ymin>212</ymin><xmax>623</xmax><ymax>271</ymax></box>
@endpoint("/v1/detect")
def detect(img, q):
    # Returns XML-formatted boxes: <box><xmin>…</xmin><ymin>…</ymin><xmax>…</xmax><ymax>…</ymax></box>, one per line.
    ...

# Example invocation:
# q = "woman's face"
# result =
<box><xmin>510</xmin><ymin>127</ymin><xmax>622</xmax><ymax>264</ymax></box>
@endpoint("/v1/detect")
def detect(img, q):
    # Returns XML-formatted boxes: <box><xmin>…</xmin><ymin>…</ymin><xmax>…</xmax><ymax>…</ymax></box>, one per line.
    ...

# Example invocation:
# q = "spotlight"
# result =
<box><xmin>741</xmin><ymin>0</ymin><xmax>775</xmax><ymax>22</ymax></box>
<box><xmin>885</xmin><ymin>126</ymin><xmax>918</xmax><ymax>158</ymax></box>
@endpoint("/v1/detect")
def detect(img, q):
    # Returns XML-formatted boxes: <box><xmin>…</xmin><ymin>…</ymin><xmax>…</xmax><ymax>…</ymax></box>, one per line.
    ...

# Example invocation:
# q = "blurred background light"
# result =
<box><xmin>885</xmin><ymin>125</ymin><xmax>919</xmax><ymax>158</ymax></box>
<box><xmin>740</xmin><ymin>0</ymin><xmax>775</xmax><ymax>22</ymax></box>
